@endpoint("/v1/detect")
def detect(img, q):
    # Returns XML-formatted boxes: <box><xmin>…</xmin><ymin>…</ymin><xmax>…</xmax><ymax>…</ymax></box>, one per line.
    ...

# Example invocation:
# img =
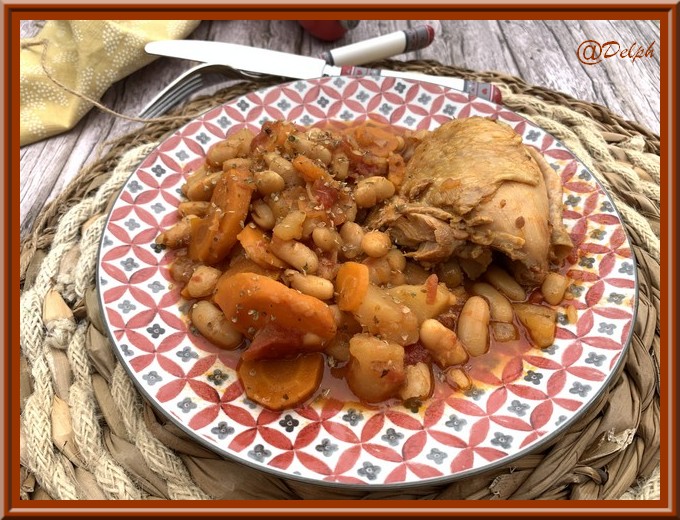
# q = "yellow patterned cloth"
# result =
<box><xmin>20</xmin><ymin>20</ymin><xmax>200</xmax><ymax>146</ymax></box>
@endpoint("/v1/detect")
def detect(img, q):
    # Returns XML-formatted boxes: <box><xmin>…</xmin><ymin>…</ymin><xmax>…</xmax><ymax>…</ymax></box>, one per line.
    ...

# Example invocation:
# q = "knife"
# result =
<box><xmin>145</xmin><ymin>40</ymin><xmax>503</xmax><ymax>104</ymax></box>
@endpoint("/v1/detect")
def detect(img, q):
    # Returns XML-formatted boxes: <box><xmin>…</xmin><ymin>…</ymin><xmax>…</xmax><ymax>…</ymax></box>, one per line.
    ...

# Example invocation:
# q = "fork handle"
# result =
<box><xmin>338</xmin><ymin>65</ymin><xmax>502</xmax><ymax>104</ymax></box>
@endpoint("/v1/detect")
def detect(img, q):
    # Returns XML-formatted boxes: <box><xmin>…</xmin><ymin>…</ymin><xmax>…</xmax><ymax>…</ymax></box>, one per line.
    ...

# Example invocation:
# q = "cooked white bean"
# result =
<box><xmin>273</xmin><ymin>210</ymin><xmax>307</xmax><ymax>241</ymax></box>
<box><xmin>222</xmin><ymin>157</ymin><xmax>252</xmax><ymax>172</ymax></box>
<box><xmin>283</xmin><ymin>270</ymin><xmax>334</xmax><ymax>300</ymax></box>
<box><xmin>206</xmin><ymin>128</ymin><xmax>253</xmax><ymax>168</ymax></box>
<box><xmin>457</xmin><ymin>296</ymin><xmax>491</xmax><ymax>357</ymax></box>
<box><xmin>254</xmin><ymin>169</ymin><xmax>285</xmax><ymax>196</ymax></box>
<box><xmin>541</xmin><ymin>272</ymin><xmax>570</xmax><ymax>305</ymax></box>
<box><xmin>263</xmin><ymin>152</ymin><xmax>303</xmax><ymax>186</ymax></box>
<box><xmin>566</xmin><ymin>304</ymin><xmax>578</xmax><ymax>324</ymax></box>
<box><xmin>419</xmin><ymin>319</ymin><xmax>469</xmax><ymax>368</ymax></box>
<box><xmin>330</xmin><ymin>152</ymin><xmax>349</xmax><ymax>180</ymax></box>
<box><xmin>363</xmin><ymin>257</ymin><xmax>392</xmax><ymax>285</ymax></box>
<box><xmin>385</xmin><ymin>248</ymin><xmax>406</xmax><ymax>273</ymax></box>
<box><xmin>491</xmin><ymin>322</ymin><xmax>519</xmax><ymax>342</ymax></box>
<box><xmin>484</xmin><ymin>265</ymin><xmax>526</xmax><ymax>301</ymax></box>
<box><xmin>471</xmin><ymin>282</ymin><xmax>514</xmax><ymax>323</ymax></box>
<box><xmin>182</xmin><ymin>265</ymin><xmax>222</xmax><ymax>299</ymax></box>
<box><xmin>445</xmin><ymin>367</ymin><xmax>472</xmax><ymax>391</ymax></box>
<box><xmin>251</xmin><ymin>199</ymin><xmax>275</xmax><ymax>230</ymax></box>
<box><xmin>312</xmin><ymin>226</ymin><xmax>342</xmax><ymax>252</ymax></box>
<box><xmin>354</xmin><ymin>176</ymin><xmax>395</xmax><ymax>208</ymax></box>
<box><xmin>399</xmin><ymin>362</ymin><xmax>433</xmax><ymax>401</ymax></box>
<box><xmin>191</xmin><ymin>300</ymin><xmax>242</xmax><ymax>350</ymax></box>
<box><xmin>178</xmin><ymin>201</ymin><xmax>210</xmax><ymax>218</ymax></box>
<box><xmin>339</xmin><ymin>221</ymin><xmax>364</xmax><ymax>259</ymax></box>
<box><xmin>361</xmin><ymin>230</ymin><xmax>392</xmax><ymax>258</ymax></box>
<box><xmin>183</xmin><ymin>171</ymin><xmax>221</xmax><ymax>201</ymax></box>
<box><xmin>269</xmin><ymin>236</ymin><xmax>319</xmax><ymax>274</ymax></box>
<box><xmin>155</xmin><ymin>215</ymin><xmax>197</xmax><ymax>248</ymax></box>
<box><xmin>290</xmin><ymin>134</ymin><xmax>332</xmax><ymax>164</ymax></box>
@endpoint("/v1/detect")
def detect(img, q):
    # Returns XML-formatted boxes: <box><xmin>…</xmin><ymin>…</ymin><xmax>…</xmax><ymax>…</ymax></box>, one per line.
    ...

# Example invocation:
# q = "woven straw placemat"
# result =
<box><xmin>19</xmin><ymin>60</ymin><xmax>661</xmax><ymax>501</ymax></box>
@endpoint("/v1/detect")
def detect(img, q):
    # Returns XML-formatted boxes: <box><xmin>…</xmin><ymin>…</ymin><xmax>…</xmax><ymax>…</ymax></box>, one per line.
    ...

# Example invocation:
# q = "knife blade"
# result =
<box><xmin>145</xmin><ymin>40</ymin><xmax>502</xmax><ymax>104</ymax></box>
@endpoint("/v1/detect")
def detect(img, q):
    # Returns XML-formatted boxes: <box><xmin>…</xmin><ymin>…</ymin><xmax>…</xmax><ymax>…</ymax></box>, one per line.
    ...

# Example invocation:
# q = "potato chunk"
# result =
<box><xmin>346</xmin><ymin>334</ymin><xmax>405</xmax><ymax>403</ymax></box>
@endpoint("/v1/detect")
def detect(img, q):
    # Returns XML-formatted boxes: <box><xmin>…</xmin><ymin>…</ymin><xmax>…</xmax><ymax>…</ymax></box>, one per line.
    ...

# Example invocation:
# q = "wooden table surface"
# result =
<box><xmin>19</xmin><ymin>19</ymin><xmax>661</xmax><ymax>240</ymax></box>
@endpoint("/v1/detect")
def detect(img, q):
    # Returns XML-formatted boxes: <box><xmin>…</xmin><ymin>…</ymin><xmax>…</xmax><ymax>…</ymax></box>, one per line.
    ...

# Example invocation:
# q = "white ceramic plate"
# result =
<box><xmin>97</xmin><ymin>76</ymin><xmax>637</xmax><ymax>489</ymax></box>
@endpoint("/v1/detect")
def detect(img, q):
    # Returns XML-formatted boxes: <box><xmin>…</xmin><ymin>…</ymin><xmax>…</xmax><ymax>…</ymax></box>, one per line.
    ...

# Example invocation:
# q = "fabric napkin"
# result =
<box><xmin>20</xmin><ymin>20</ymin><xmax>201</xmax><ymax>146</ymax></box>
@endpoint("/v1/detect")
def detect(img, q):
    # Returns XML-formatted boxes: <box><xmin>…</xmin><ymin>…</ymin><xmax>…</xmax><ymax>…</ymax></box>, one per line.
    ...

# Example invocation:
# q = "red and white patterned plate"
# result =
<box><xmin>97</xmin><ymin>76</ymin><xmax>637</xmax><ymax>489</ymax></box>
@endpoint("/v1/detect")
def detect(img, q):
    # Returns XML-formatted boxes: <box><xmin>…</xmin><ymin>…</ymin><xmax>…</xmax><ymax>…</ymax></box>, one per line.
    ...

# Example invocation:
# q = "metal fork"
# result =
<box><xmin>139</xmin><ymin>63</ymin><xmax>272</xmax><ymax>118</ymax></box>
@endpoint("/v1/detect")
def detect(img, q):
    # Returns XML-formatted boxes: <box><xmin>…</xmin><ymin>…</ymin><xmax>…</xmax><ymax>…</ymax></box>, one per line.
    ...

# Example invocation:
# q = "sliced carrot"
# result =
<box><xmin>214</xmin><ymin>272</ymin><xmax>337</xmax><ymax>341</ymax></box>
<box><xmin>188</xmin><ymin>167</ymin><xmax>254</xmax><ymax>264</ymax></box>
<box><xmin>335</xmin><ymin>261</ymin><xmax>370</xmax><ymax>312</ymax></box>
<box><xmin>238</xmin><ymin>352</ymin><xmax>324</xmax><ymax>411</ymax></box>
<box><xmin>187</xmin><ymin>209</ymin><xmax>221</xmax><ymax>263</ymax></box>
<box><xmin>236</xmin><ymin>225</ymin><xmax>288</xmax><ymax>270</ymax></box>
<box><xmin>292</xmin><ymin>154</ymin><xmax>332</xmax><ymax>183</ymax></box>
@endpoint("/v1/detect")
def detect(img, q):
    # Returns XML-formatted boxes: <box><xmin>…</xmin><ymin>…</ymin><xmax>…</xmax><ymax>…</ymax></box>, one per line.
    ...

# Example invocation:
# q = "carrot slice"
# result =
<box><xmin>188</xmin><ymin>167</ymin><xmax>254</xmax><ymax>264</ymax></box>
<box><xmin>236</xmin><ymin>225</ymin><xmax>288</xmax><ymax>270</ymax></box>
<box><xmin>187</xmin><ymin>209</ymin><xmax>220</xmax><ymax>263</ymax></box>
<box><xmin>335</xmin><ymin>261</ymin><xmax>370</xmax><ymax>312</ymax></box>
<box><xmin>214</xmin><ymin>272</ymin><xmax>337</xmax><ymax>341</ymax></box>
<box><xmin>292</xmin><ymin>154</ymin><xmax>332</xmax><ymax>183</ymax></box>
<box><xmin>238</xmin><ymin>352</ymin><xmax>324</xmax><ymax>411</ymax></box>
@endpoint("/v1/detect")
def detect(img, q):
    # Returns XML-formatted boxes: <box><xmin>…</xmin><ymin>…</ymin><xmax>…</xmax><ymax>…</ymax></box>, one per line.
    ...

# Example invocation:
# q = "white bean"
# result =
<box><xmin>385</xmin><ymin>248</ymin><xmax>406</xmax><ymax>273</ymax></box>
<box><xmin>254</xmin><ymin>169</ymin><xmax>285</xmax><ymax>196</ymax></box>
<box><xmin>541</xmin><ymin>272</ymin><xmax>570</xmax><ymax>305</ymax></box>
<box><xmin>273</xmin><ymin>210</ymin><xmax>307</xmax><ymax>241</ymax></box>
<box><xmin>354</xmin><ymin>176</ymin><xmax>395</xmax><ymax>208</ymax></box>
<box><xmin>361</xmin><ymin>230</ymin><xmax>392</xmax><ymax>258</ymax></box>
<box><xmin>399</xmin><ymin>363</ymin><xmax>433</xmax><ymax>401</ymax></box>
<box><xmin>330</xmin><ymin>152</ymin><xmax>349</xmax><ymax>180</ymax></box>
<box><xmin>263</xmin><ymin>152</ymin><xmax>303</xmax><ymax>187</ymax></box>
<box><xmin>269</xmin><ymin>236</ymin><xmax>319</xmax><ymax>274</ymax></box>
<box><xmin>290</xmin><ymin>134</ymin><xmax>332</xmax><ymax>164</ymax></box>
<box><xmin>251</xmin><ymin>200</ymin><xmax>276</xmax><ymax>230</ymax></box>
<box><xmin>206</xmin><ymin>128</ymin><xmax>254</xmax><ymax>168</ymax></box>
<box><xmin>445</xmin><ymin>367</ymin><xmax>472</xmax><ymax>391</ymax></box>
<box><xmin>419</xmin><ymin>319</ymin><xmax>469</xmax><ymax>368</ymax></box>
<box><xmin>283</xmin><ymin>270</ymin><xmax>335</xmax><ymax>300</ymax></box>
<box><xmin>457</xmin><ymin>296</ymin><xmax>491</xmax><ymax>357</ymax></box>
<box><xmin>339</xmin><ymin>221</ymin><xmax>364</xmax><ymax>259</ymax></box>
<box><xmin>182</xmin><ymin>265</ymin><xmax>222</xmax><ymax>299</ymax></box>
<box><xmin>484</xmin><ymin>265</ymin><xmax>526</xmax><ymax>301</ymax></box>
<box><xmin>471</xmin><ymin>282</ymin><xmax>514</xmax><ymax>323</ymax></box>
<box><xmin>312</xmin><ymin>226</ymin><xmax>342</xmax><ymax>252</ymax></box>
<box><xmin>191</xmin><ymin>300</ymin><xmax>242</xmax><ymax>350</ymax></box>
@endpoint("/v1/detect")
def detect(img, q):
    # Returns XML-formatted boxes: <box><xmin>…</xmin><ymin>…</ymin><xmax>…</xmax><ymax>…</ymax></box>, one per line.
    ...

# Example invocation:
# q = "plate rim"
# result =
<box><xmin>95</xmin><ymin>75</ymin><xmax>639</xmax><ymax>491</ymax></box>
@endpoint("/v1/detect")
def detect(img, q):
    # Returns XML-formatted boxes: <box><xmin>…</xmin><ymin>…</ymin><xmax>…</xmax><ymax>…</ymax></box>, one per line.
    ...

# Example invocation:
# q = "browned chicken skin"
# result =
<box><xmin>370</xmin><ymin>116</ymin><xmax>573</xmax><ymax>286</ymax></box>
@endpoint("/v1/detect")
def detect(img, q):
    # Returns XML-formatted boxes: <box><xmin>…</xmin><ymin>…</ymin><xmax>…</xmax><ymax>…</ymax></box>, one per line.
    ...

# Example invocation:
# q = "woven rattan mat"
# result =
<box><xmin>19</xmin><ymin>60</ymin><xmax>661</xmax><ymax>501</ymax></box>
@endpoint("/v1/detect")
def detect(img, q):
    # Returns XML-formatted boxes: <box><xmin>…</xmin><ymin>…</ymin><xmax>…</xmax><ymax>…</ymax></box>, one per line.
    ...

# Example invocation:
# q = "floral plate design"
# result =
<box><xmin>97</xmin><ymin>76</ymin><xmax>637</xmax><ymax>489</ymax></box>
